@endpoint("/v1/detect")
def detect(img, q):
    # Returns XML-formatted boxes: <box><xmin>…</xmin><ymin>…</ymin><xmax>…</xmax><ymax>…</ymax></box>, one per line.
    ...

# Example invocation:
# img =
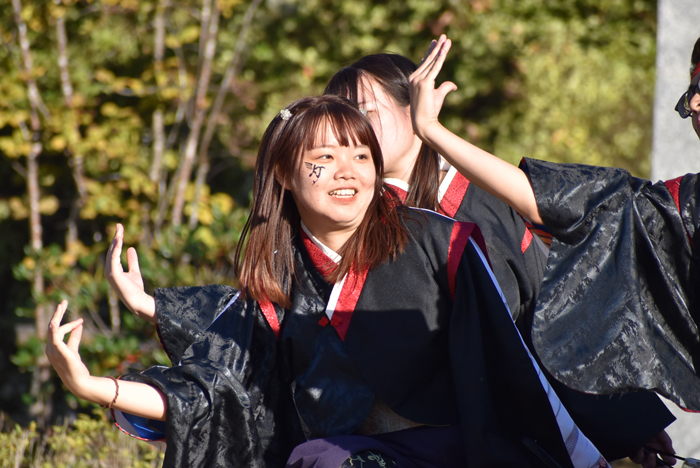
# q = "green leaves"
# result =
<box><xmin>0</xmin><ymin>0</ymin><xmax>658</xmax><ymax>426</ymax></box>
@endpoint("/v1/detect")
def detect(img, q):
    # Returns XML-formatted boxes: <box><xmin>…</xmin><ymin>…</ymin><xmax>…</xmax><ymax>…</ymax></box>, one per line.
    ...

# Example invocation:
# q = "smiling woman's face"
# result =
<box><xmin>287</xmin><ymin>120</ymin><xmax>376</xmax><ymax>250</ymax></box>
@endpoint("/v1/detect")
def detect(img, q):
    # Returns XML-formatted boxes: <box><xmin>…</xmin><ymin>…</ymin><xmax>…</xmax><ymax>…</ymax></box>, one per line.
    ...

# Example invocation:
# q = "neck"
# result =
<box><xmin>301</xmin><ymin>221</ymin><xmax>355</xmax><ymax>254</ymax></box>
<box><xmin>384</xmin><ymin>135</ymin><xmax>423</xmax><ymax>183</ymax></box>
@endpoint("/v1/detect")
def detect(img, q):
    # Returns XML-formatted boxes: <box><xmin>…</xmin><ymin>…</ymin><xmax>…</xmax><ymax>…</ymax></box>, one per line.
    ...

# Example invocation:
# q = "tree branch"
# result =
<box><xmin>54</xmin><ymin>0</ymin><xmax>87</xmax><ymax>246</ymax></box>
<box><xmin>170</xmin><ymin>4</ymin><xmax>220</xmax><ymax>227</ymax></box>
<box><xmin>187</xmin><ymin>0</ymin><xmax>263</xmax><ymax>229</ymax></box>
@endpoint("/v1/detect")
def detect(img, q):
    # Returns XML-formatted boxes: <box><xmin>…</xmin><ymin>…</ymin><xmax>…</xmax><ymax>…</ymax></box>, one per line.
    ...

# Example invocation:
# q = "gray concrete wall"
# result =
<box><xmin>652</xmin><ymin>0</ymin><xmax>700</xmax><ymax>458</ymax></box>
<box><xmin>651</xmin><ymin>0</ymin><xmax>700</xmax><ymax>181</ymax></box>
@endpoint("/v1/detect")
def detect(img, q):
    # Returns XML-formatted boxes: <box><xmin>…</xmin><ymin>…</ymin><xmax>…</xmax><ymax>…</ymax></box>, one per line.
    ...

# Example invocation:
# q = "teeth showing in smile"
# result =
<box><xmin>329</xmin><ymin>189</ymin><xmax>356</xmax><ymax>197</ymax></box>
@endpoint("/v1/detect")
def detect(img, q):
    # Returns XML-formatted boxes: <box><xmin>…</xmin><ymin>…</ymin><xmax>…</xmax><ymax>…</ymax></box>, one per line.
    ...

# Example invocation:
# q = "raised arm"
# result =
<box><xmin>408</xmin><ymin>35</ymin><xmax>543</xmax><ymax>225</ymax></box>
<box><xmin>45</xmin><ymin>300</ymin><xmax>167</xmax><ymax>420</ymax></box>
<box><xmin>105</xmin><ymin>223</ymin><xmax>157</xmax><ymax>323</ymax></box>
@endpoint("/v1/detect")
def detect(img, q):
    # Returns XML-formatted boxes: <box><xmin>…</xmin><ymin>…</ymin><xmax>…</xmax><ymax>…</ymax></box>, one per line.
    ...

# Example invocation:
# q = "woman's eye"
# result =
<box><xmin>356</xmin><ymin>153</ymin><xmax>369</xmax><ymax>160</ymax></box>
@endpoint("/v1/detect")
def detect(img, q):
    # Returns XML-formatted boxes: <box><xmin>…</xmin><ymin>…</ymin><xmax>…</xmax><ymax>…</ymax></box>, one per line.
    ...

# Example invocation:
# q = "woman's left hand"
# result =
<box><xmin>45</xmin><ymin>300</ymin><xmax>90</xmax><ymax>398</ymax></box>
<box><xmin>409</xmin><ymin>34</ymin><xmax>458</xmax><ymax>142</ymax></box>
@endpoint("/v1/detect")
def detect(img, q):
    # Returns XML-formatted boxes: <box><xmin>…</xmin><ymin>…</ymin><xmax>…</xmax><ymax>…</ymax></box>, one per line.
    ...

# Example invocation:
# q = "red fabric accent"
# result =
<box><xmin>384</xmin><ymin>182</ymin><xmax>408</xmax><ymax>203</ymax></box>
<box><xmin>665</xmin><ymin>177</ymin><xmax>682</xmax><ymax>213</ymax></box>
<box><xmin>665</xmin><ymin>177</ymin><xmax>694</xmax><ymax>249</ymax></box>
<box><xmin>523</xmin><ymin>220</ymin><xmax>553</xmax><ymax>248</ymax></box>
<box><xmin>332</xmin><ymin>266</ymin><xmax>369</xmax><ymax>341</ymax></box>
<box><xmin>520</xmin><ymin>228</ymin><xmax>533</xmax><ymax>253</ymax></box>
<box><xmin>693</xmin><ymin>61</ymin><xmax>700</xmax><ymax>79</ymax></box>
<box><xmin>259</xmin><ymin>300</ymin><xmax>280</xmax><ymax>338</ymax></box>
<box><xmin>439</xmin><ymin>172</ymin><xmax>470</xmax><ymax>218</ymax></box>
<box><xmin>301</xmin><ymin>229</ymin><xmax>337</xmax><ymax>276</ymax></box>
<box><xmin>300</xmin><ymin>228</ymin><xmax>368</xmax><ymax>340</ymax></box>
<box><xmin>447</xmin><ymin>222</ymin><xmax>476</xmax><ymax>299</ymax></box>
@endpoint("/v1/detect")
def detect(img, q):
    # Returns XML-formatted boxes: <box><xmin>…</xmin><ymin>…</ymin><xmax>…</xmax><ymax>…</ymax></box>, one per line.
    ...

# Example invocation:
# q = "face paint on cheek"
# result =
<box><xmin>304</xmin><ymin>162</ymin><xmax>325</xmax><ymax>185</ymax></box>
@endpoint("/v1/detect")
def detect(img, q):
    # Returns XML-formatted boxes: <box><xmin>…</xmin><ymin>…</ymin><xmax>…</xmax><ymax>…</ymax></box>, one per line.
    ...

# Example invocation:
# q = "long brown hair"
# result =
<box><xmin>235</xmin><ymin>95</ymin><xmax>408</xmax><ymax>308</ymax></box>
<box><xmin>324</xmin><ymin>54</ymin><xmax>442</xmax><ymax>211</ymax></box>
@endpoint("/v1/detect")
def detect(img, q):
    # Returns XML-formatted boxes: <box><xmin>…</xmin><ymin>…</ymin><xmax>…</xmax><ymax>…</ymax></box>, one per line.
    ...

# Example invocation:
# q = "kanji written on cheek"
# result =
<box><xmin>305</xmin><ymin>162</ymin><xmax>325</xmax><ymax>185</ymax></box>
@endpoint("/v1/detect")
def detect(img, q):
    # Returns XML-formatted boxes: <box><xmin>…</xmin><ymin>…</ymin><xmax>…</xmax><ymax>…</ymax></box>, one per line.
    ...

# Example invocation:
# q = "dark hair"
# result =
<box><xmin>235</xmin><ymin>95</ymin><xmax>407</xmax><ymax>308</ymax></box>
<box><xmin>324</xmin><ymin>54</ymin><xmax>442</xmax><ymax>211</ymax></box>
<box><xmin>690</xmin><ymin>35</ymin><xmax>700</xmax><ymax>81</ymax></box>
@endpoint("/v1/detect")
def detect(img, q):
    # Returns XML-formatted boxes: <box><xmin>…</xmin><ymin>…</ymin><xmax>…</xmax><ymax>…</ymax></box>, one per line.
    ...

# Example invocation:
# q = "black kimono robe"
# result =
<box><xmin>522</xmin><ymin>158</ymin><xmax>700</xmax><ymax>411</ymax></box>
<box><xmin>386</xmin><ymin>169</ymin><xmax>675</xmax><ymax>459</ymax></box>
<box><xmin>121</xmin><ymin>209</ymin><xmax>607</xmax><ymax>468</ymax></box>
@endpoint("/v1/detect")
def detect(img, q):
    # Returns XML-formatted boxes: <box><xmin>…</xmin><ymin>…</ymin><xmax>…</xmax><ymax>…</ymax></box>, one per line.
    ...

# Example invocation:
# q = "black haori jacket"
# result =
<box><xmin>523</xmin><ymin>158</ymin><xmax>700</xmax><ymax>411</ymax></box>
<box><xmin>386</xmin><ymin>171</ymin><xmax>674</xmax><ymax>459</ymax></box>
<box><xmin>122</xmin><ymin>209</ymin><xmax>599</xmax><ymax>468</ymax></box>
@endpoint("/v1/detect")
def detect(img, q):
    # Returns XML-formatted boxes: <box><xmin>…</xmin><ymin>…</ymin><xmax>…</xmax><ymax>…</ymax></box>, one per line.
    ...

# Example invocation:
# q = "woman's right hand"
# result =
<box><xmin>105</xmin><ymin>223</ymin><xmax>156</xmax><ymax>323</ymax></box>
<box><xmin>409</xmin><ymin>34</ymin><xmax>457</xmax><ymax>143</ymax></box>
<box><xmin>46</xmin><ymin>300</ymin><xmax>91</xmax><ymax>397</ymax></box>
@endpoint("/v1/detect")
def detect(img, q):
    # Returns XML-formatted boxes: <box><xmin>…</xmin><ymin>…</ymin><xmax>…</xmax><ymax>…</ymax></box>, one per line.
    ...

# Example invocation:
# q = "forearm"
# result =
<box><xmin>81</xmin><ymin>376</ymin><xmax>167</xmax><ymax>421</ymax></box>
<box><xmin>133</xmin><ymin>295</ymin><xmax>157</xmax><ymax>324</ymax></box>
<box><xmin>421</xmin><ymin>123</ymin><xmax>543</xmax><ymax>224</ymax></box>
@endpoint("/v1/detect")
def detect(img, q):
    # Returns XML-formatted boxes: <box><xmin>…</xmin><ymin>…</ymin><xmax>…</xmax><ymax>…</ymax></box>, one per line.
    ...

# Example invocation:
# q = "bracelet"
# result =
<box><xmin>101</xmin><ymin>376</ymin><xmax>119</xmax><ymax>410</ymax></box>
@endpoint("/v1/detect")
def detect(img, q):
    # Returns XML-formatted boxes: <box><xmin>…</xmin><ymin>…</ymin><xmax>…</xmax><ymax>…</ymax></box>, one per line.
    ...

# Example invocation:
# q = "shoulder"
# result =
<box><xmin>400</xmin><ymin>206</ymin><xmax>457</xmax><ymax>240</ymax></box>
<box><xmin>399</xmin><ymin>207</ymin><xmax>481</xmax><ymax>257</ymax></box>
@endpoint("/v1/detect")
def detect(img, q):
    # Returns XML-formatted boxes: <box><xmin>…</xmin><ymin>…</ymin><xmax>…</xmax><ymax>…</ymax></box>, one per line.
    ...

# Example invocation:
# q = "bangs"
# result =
<box><xmin>298</xmin><ymin>101</ymin><xmax>376</xmax><ymax>155</ymax></box>
<box><xmin>324</xmin><ymin>67</ymin><xmax>362</xmax><ymax>104</ymax></box>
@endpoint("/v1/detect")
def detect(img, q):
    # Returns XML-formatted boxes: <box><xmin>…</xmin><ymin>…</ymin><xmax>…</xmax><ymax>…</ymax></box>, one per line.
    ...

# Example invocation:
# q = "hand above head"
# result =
<box><xmin>105</xmin><ymin>223</ymin><xmax>156</xmax><ymax>323</ymax></box>
<box><xmin>409</xmin><ymin>34</ymin><xmax>458</xmax><ymax>143</ymax></box>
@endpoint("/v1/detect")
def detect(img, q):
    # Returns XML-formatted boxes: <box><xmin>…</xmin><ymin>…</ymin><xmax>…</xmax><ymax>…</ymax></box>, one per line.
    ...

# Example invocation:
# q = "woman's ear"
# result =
<box><xmin>275</xmin><ymin>167</ymin><xmax>291</xmax><ymax>191</ymax></box>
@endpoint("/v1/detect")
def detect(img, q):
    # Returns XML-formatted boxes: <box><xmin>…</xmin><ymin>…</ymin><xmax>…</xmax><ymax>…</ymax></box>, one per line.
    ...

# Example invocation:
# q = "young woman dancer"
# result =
<box><xmin>47</xmin><ymin>95</ymin><xmax>609</xmax><ymax>468</ymax></box>
<box><xmin>408</xmin><ymin>34</ymin><xmax>700</xmax><ymax>429</ymax></box>
<box><xmin>323</xmin><ymin>39</ymin><xmax>676</xmax><ymax>466</ymax></box>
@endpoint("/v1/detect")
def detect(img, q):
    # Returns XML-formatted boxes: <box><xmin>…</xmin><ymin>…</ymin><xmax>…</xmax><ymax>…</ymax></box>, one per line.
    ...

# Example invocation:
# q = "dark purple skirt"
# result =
<box><xmin>285</xmin><ymin>425</ymin><xmax>466</xmax><ymax>468</ymax></box>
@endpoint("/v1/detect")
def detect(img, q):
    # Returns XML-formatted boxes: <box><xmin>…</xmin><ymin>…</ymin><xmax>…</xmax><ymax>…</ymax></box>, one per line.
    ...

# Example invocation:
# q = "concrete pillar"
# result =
<box><xmin>651</xmin><ymin>0</ymin><xmax>700</xmax><ymax>181</ymax></box>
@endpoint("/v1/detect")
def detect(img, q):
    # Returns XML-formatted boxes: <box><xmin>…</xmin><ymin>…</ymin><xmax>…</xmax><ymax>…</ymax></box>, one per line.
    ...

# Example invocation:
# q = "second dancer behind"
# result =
<box><xmin>323</xmin><ymin>37</ymin><xmax>675</xmax><ymax>466</ymax></box>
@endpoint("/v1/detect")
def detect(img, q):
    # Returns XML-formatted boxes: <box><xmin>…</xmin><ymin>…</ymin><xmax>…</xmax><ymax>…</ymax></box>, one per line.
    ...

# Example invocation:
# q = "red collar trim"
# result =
<box><xmin>299</xmin><ymin>227</ymin><xmax>368</xmax><ymax>341</ymax></box>
<box><xmin>300</xmin><ymin>227</ymin><xmax>338</xmax><ymax>277</ymax></box>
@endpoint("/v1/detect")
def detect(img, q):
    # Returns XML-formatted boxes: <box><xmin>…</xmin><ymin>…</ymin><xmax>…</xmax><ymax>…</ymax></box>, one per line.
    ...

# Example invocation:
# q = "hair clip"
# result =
<box><xmin>279</xmin><ymin>108</ymin><xmax>292</xmax><ymax>121</ymax></box>
<box><xmin>359</xmin><ymin>107</ymin><xmax>368</xmax><ymax>116</ymax></box>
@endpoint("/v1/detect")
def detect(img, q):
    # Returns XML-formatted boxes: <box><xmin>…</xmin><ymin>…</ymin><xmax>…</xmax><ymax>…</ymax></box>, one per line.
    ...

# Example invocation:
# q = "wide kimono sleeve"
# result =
<box><xmin>155</xmin><ymin>285</ymin><xmax>238</xmax><ymax>365</ymax></box>
<box><xmin>523</xmin><ymin>158</ymin><xmax>700</xmax><ymax>411</ymax></box>
<box><xmin>120</xmin><ymin>290</ymin><xmax>301</xmax><ymax>468</ymax></box>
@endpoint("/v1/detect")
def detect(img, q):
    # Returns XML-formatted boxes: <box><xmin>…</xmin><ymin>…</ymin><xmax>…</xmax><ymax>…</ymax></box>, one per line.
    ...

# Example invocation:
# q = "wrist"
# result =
<box><xmin>80</xmin><ymin>376</ymin><xmax>119</xmax><ymax>407</ymax></box>
<box><xmin>416</xmin><ymin>120</ymin><xmax>446</xmax><ymax>146</ymax></box>
<box><xmin>126</xmin><ymin>293</ymin><xmax>157</xmax><ymax>323</ymax></box>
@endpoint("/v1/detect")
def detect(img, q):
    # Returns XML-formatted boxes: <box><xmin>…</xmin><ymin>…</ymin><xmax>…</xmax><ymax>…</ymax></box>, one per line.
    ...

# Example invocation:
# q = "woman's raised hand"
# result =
<box><xmin>45</xmin><ymin>300</ymin><xmax>90</xmax><ymax>397</ymax></box>
<box><xmin>105</xmin><ymin>223</ymin><xmax>156</xmax><ymax>323</ymax></box>
<box><xmin>409</xmin><ymin>35</ymin><xmax>458</xmax><ymax>142</ymax></box>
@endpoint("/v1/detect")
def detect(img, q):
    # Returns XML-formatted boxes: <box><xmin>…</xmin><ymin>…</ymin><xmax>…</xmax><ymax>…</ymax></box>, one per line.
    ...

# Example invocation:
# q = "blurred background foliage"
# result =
<box><xmin>0</xmin><ymin>0</ymin><xmax>656</xmax><ymax>453</ymax></box>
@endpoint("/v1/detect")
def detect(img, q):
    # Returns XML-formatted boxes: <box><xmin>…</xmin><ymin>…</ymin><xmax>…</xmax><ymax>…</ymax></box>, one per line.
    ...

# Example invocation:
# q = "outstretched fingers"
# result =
<box><xmin>106</xmin><ymin>223</ymin><xmax>125</xmax><ymax>279</ymax></box>
<box><xmin>48</xmin><ymin>300</ymin><xmax>84</xmax><ymax>349</ymax></box>
<box><xmin>126</xmin><ymin>246</ymin><xmax>142</xmax><ymax>279</ymax></box>
<box><xmin>412</xmin><ymin>35</ymin><xmax>449</xmax><ymax>82</ymax></box>
<box><xmin>424</xmin><ymin>37</ymin><xmax>452</xmax><ymax>81</ymax></box>
<box><xmin>419</xmin><ymin>39</ymin><xmax>438</xmax><ymax>64</ymax></box>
